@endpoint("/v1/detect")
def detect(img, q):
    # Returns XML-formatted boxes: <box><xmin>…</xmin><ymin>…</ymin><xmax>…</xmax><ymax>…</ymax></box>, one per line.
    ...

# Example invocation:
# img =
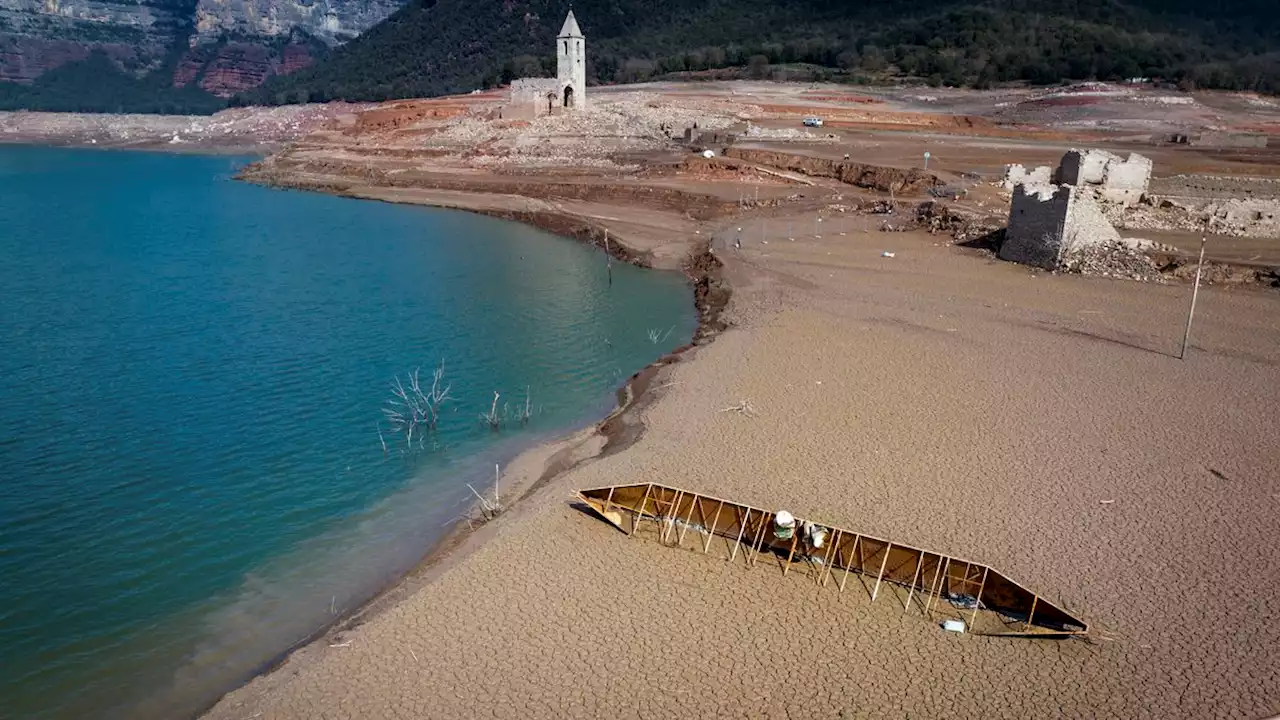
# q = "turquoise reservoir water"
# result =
<box><xmin>0</xmin><ymin>146</ymin><xmax>695</xmax><ymax>718</ymax></box>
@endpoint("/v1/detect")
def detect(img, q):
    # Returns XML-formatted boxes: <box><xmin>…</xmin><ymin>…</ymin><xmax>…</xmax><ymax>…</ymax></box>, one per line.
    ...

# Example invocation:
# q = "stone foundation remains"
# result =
<box><xmin>1189</xmin><ymin>131</ymin><xmax>1269</xmax><ymax>149</ymax></box>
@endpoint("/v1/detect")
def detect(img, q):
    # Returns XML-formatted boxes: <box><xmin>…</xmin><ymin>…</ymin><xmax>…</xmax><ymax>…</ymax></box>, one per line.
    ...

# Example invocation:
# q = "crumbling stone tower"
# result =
<box><xmin>1000</xmin><ymin>183</ymin><xmax>1121</xmax><ymax>270</ymax></box>
<box><xmin>556</xmin><ymin>10</ymin><xmax>586</xmax><ymax>110</ymax></box>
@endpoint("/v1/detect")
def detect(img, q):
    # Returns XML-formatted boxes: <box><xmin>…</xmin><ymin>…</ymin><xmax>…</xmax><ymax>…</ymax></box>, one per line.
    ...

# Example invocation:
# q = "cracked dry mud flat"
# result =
<box><xmin>206</xmin><ymin>226</ymin><xmax>1279</xmax><ymax>720</ymax></box>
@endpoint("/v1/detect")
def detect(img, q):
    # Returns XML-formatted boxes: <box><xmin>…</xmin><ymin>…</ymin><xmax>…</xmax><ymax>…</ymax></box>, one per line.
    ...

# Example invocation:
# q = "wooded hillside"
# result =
<box><xmin>234</xmin><ymin>0</ymin><xmax>1280</xmax><ymax>105</ymax></box>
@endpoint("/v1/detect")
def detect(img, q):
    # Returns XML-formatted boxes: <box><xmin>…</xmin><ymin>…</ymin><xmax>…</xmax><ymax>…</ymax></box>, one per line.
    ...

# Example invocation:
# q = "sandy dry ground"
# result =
<box><xmin>206</xmin><ymin>208</ymin><xmax>1280</xmax><ymax>717</ymax></box>
<box><xmin>231</xmin><ymin>79</ymin><xmax>1280</xmax><ymax>271</ymax></box>
<box><xmin>198</xmin><ymin>79</ymin><xmax>1280</xmax><ymax>719</ymax></box>
<box><xmin>2</xmin><ymin>78</ymin><xmax>1276</xmax><ymax>718</ymax></box>
<box><xmin>0</xmin><ymin>104</ymin><xmax>366</xmax><ymax>152</ymax></box>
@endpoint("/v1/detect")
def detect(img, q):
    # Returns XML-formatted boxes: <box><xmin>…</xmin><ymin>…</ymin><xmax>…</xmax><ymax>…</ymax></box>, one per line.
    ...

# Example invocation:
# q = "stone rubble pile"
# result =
<box><xmin>0</xmin><ymin>105</ymin><xmax>354</xmax><ymax>145</ymax></box>
<box><xmin>469</xmin><ymin>154</ymin><xmax>639</xmax><ymax>172</ymax></box>
<box><xmin>1110</xmin><ymin>196</ymin><xmax>1280</xmax><ymax>239</ymax></box>
<box><xmin>1060</xmin><ymin>240</ymin><xmax>1165</xmax><ymax>283</ymax></box>
<box><xmin>419</xmin><ymin>91</ymin><xmax>754</xmax><ymax>167</ymax></box>
<box><xmin>743</xmin><ymin>124</ymin><xmax>831</xmax><ymax>141</ymax></box>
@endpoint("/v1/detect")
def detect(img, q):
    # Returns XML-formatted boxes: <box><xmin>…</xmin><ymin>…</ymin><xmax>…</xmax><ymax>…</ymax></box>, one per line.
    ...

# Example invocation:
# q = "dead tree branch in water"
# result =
<box><xmin>513</xmin><ymin>385</ymin><xmax>533</xmax><ymax>425</ymax></box>
<box><xmin>480</xmin><ymin>391</ymin><xmax>502</xmax><ymax>431</ymax></box>
<box><xmin>648</xmin><ymin>326</ymin><xmax>675</xmax><ymax>344</ymax></box>
<box><xmin>383</xmin><ymin>360</ymin><xmax>452</xmax><ymax>447</ymax></box>
<box><xmin>466</xmin><ymin>464</ymin><xmax>504</xmax><ymax>520</ymax></box>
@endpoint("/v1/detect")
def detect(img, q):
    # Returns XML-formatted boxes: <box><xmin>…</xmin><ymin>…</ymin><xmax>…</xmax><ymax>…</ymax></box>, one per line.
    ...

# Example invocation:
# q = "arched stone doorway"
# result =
<box><xmin>563</xmin><ymin>85</ymin><xmax>574</xmax><ymax>108</ymax></box>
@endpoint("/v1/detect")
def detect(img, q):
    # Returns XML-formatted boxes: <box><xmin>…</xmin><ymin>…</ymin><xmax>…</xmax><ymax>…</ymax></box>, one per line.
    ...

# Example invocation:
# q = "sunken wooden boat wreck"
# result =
<box><xmin>577</xmin><ymin>483</ymin><xmax>1087</xmax><ymax>638</ymax></box>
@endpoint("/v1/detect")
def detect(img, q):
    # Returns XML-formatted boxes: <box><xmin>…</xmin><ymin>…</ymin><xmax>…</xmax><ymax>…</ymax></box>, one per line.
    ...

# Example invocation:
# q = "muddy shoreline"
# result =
<box><xmin>191</xmin><ymin>172</ymin><xmax>731</xmax><ymax>719</ymax></box>
<box><xmin>0</xmin><ymin>138</ymin><xmax>281</xmax><ymax>156</ymax></box>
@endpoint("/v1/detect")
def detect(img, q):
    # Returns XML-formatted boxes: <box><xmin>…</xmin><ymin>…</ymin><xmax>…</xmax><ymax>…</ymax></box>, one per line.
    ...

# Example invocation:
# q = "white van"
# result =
<box><xmin>803</xmin><ymin>116</ymin><xmax>824</xmax><ymax>127</ymax></box>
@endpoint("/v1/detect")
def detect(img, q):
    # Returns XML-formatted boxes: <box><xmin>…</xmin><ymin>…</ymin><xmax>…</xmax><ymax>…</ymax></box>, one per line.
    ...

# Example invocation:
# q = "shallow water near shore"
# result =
<box><xmin>0</xmin><ymin>145</ymin><xmax>695</xmax><ymax>719</ymax></box>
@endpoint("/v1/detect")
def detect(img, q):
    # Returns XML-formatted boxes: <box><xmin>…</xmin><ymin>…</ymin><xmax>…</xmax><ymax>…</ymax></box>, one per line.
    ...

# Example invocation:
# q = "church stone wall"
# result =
<box><xmin>507</xmin><ymin>78</ymin><xmax>560</xmax><ymax>119</ymax></box>
<box><xmin>508</xmin><ymin>11</ymin><xmax>586</xmax><ymax>116</ymax></box>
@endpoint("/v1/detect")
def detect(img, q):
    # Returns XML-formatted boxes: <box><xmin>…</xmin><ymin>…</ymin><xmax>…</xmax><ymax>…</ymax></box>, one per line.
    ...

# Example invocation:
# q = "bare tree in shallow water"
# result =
<box><xmin>647</xmin><ymin>326</ymin><xmax>675</xmax><ymax>344</ymax></box>
<box><xmin>380</xmin><ymin>363</ymin><xmax>542</xmax><ymax>454</ymax></box>
<box><xmin>480</xmin><ymin>386</ymin><xmax>538</xmax><ymax>431</ymax></box>
<box><xmin>480</xmin><ymin>391</ymin><xmax>502</xmax><ymax>431</ymax></box>
<box><xmin>382</xmin><ymin>361</ymin><xmax>452</xmax><ymax>450</ymax></box>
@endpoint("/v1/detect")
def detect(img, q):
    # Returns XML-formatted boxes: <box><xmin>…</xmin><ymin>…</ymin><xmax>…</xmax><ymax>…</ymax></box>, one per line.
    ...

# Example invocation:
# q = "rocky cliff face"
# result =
<box><xmin>168</xmin><ymin>35</ymin><xmax>321</xmax><ymax>97</ymax></box>
<box><xmin>0</xmin><ymin>0</ymin><xmax>404</xmax><ymax>97</ymax></box>
<box><xmin>0</xmin><ymin>0</ymin><xmax>184</xmax><ymax>82</ymax></box>
<box><xmin>193</xmin><ymin>0</ymin><xmax>403</xmax><ymax>45</ymax></box>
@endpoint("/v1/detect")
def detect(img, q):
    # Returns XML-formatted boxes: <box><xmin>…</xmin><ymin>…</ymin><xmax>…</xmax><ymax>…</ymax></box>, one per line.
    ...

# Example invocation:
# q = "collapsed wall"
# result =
<box><xmin>1002</xmin><ymin>163</ymin><xmax>1052</xmax><ymax>190</ymax></box>
<box><xmin>1000</xmin><ymin>184</ymin><xmax>1121</xmax><ymax>270</ymax></box>
<box><xmin>1190</xmin><ymin>132</ymin><xmax>1269</xmax><ymax>149</ymax></box>
<box><xmin>1055</xmin><ymin>149</ymin><xmax>1152</xmax><ymax>206</ymax></box>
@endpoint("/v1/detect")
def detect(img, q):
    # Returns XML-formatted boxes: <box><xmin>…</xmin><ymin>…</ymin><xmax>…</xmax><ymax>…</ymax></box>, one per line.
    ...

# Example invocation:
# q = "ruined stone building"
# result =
<box><xmin>1002</xmin><ymin>148</ymin><xmax>1152</xmax><ymax>208</ymax></box>
<box><xmin>1054</xmin><ymin>149</ymin><xmax>1151</xmax><ymax>206</ymax></box>
<box><xmin>1000</xmin><ymin>183</ymin><xmax>1121</xmax><ymax>270</ymax></box>
<box><xmin>997</xmin><ymin>147</ymin><xmax>1155</xmax><ymax>269</ymax></box>
<box><xmin>506</xmin><ymin>10</ymin><xmax>586</xmax><ymax>119</ymax></box>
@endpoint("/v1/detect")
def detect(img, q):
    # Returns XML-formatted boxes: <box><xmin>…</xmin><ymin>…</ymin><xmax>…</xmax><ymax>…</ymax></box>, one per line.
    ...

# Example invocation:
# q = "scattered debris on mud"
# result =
<box><xmin>1061</xmin><ymin>241</ymin><xmax>1165</xmax><ymax>283</ymax></box>
<box><xmin>0</xmin><ymin>105</ymin><xmax>360</xmax><ymax>150</ymax></box>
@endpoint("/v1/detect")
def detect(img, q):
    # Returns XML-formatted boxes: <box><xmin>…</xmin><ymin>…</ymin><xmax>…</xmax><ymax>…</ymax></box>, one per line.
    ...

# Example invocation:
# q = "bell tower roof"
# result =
<box><xmin>558</xmin><ymin>10</ymin><xmax>583</xmax><ymax>38</ymax></box>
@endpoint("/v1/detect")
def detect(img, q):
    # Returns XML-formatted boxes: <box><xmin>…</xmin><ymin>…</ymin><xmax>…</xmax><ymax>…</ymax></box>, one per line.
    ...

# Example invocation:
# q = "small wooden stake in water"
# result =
<box><xmin>604</xmin><ymin>230</ymin><xmax>612</xmax><ymax>286</ymax></box>
<box><xmin>1180</xmin><ymin>236</ymin><xmax>1207</xmax><ymax>360</ymax></box>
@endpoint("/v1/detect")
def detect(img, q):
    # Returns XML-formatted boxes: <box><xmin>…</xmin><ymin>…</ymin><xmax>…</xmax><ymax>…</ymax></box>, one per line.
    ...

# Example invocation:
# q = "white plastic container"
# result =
<box><xmin>942</xmin><ymin>619</ymin><xmax>967</xmax><ymax>633</ymax></box>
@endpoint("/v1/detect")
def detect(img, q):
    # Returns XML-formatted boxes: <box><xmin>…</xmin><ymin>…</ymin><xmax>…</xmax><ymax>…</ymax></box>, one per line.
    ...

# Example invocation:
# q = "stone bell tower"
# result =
<box><xmin>556</xmin><ymin>9</ymin><xmax>586</xmax><ymax>110</ymax></box>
